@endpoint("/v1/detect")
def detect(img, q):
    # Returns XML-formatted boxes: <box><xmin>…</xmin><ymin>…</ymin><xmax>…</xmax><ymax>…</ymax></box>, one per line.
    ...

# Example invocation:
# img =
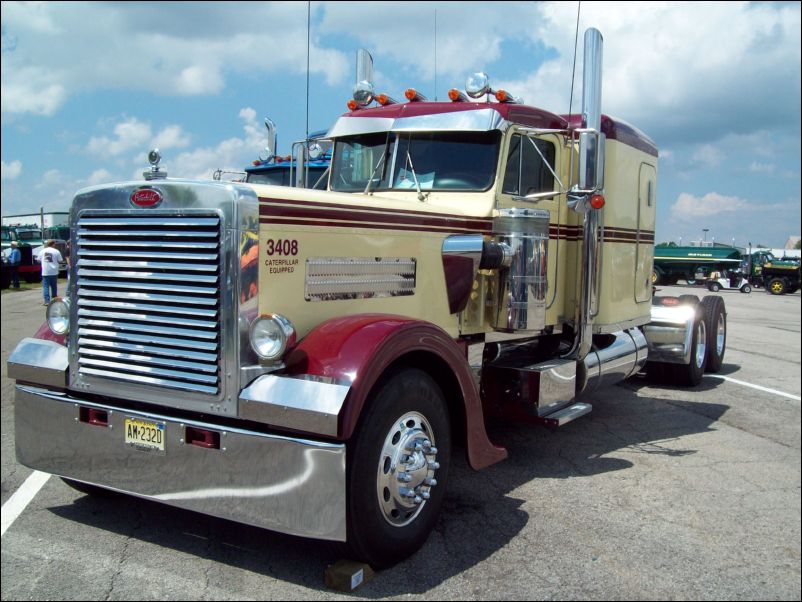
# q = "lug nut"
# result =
<box><xmin>413</xmin><ymin>495</ymin><xmax>423</xmax><ymax>505</ymax></box>
<box><xmin>428</xmin><ymin>461</ymin><xmax>440</xmax><ymax>470</ymax></box>
<box><xmin>425</xmin><ymin>477</ymin><xmax>438</xmax><ymax>487</ymax></box>
<box><xmin>397</xmin><ymin>472</ymin><xmax>412</xmax><ymax>483</ymax></box>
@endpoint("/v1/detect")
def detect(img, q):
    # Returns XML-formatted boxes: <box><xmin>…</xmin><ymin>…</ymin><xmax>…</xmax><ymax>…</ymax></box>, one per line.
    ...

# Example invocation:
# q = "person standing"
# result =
<box><xmin>8</xmin><ymin>241</ymin><xmax>22</xmax><ymax>289</ymax></box>
<box><xmin>41</xmin><ymin>240</ymin><xmax>64</xmax><ymax>306</ymax></box>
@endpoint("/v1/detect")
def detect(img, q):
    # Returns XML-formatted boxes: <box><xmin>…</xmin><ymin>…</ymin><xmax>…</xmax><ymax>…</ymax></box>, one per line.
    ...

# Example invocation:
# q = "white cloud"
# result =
<box><xmin>0</xmin><ymin>2</ymin><xmax>349</xmax><ymax>116</ymax></box>
<box><xmin>691</xmin><ymin>145</ymin><xmax>725</xmax><ymax>169</ymax></box>
<box><xmin>152</xmin><ymin>125</ymin><xmax>191</xmax><ymax>150</ymax></box>
<box><xmin>135</xmin><ymin>108</ymin><xmax>264</xmax><ymax>180</ymax></box>
<box><xmin>86</xmin><ymin>169</ymin><xmax>113</xmax><ymax>186</ymax></box>
<box><xmin>1</xmin><ymin>159</ymin><xmax>22</xmax><ymax>180</ymax></box>
<box><xmin>748</xmin><ymin>162</ymin><xmax>775</xmax><ymax>174</ymax></box>
<box><xmin>88</xmin><ymin>118</ymin><xmax>191</xmax><ymax>157</ymax></box>
<box><xmin>671</xmin><ymin>192</ymin><xmax>749</xmax><ymax>220</ymax></box>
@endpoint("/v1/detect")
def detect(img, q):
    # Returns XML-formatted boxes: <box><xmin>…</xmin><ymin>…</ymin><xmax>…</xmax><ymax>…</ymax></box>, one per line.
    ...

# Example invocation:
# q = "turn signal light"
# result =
<box><xmin>347</xmin><ymin>99</ymin><xmax>358</xmax><ymax>111</ymax></box>
<box><xmin>590</xmin><ymin>194</ymin><xmax>606</xmax><ymax>209</ymax></box>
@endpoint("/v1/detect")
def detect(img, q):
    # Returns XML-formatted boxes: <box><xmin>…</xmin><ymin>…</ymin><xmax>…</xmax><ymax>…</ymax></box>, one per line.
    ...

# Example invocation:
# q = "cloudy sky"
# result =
<box><xmin>2</xmin><ymin>1</ymin><xmax>800</xmax><ymax>247</ymax></box>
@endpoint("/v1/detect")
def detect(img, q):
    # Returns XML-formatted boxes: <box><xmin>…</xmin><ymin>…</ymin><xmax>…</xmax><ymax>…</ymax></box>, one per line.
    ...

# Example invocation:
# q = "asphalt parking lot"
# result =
<box><xmin>1</xmin><ymin>284</ymin><xmax>800</xmax><ymax>600</ymax></box>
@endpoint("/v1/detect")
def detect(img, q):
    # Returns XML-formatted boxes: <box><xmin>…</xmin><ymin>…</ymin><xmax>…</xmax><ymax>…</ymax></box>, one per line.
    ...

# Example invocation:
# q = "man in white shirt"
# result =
<box><xmin>41</xmin><ymin>240</ymin><xmax>64</xmax><ymax>306</ymax></box>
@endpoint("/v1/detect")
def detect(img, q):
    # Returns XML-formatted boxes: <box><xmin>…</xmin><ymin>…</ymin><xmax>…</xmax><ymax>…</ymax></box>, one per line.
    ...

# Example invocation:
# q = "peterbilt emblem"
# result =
<box><xmin>130</xmin><ymin>187</ymin><xmax>163</xmax><ymax>208</ymax></box>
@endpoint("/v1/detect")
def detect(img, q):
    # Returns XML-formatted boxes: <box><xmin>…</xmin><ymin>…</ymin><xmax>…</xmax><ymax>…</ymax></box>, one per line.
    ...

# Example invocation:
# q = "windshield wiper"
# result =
<box><xmin>405</xmin><ymin>150</ymin><xmax>428</xmax><ymax>202</ymax></box>
<box><xmin>363</xmin><ymin>153</ymin><xmax>387</xmax><ymax>194</ymax></box>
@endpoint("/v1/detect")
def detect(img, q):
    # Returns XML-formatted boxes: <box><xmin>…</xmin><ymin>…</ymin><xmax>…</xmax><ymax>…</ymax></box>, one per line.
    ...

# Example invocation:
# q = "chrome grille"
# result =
<box><xmin>75</xmin><ymin>214</ymin><xmax>221</xmax><ymax>395</ymax></box>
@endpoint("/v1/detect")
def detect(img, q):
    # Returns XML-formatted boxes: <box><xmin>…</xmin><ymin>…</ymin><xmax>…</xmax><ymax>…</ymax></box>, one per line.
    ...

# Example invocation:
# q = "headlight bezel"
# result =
<box><xmin>46</xmin><ymin>297</ymin><xmax>71</xmax><ymax>335</ymax></box>
<box><xmin>249</xmin><ymin>314</ymin><xmax>296</xmax><ymax>361</ymax></box>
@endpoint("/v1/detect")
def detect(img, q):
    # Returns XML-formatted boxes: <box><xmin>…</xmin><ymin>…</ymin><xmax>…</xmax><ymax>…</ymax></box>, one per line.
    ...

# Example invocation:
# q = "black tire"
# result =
<box><xmin>346</xmin><ymin>367</ymin><xmax>451</xmax><ymax>569</ymax></box>
<box><xmin>670</xmin><ymin>309</ymin><xmax>707</xmax><ymax>386</ymax></box>
<box><xmin>700</xmin><ymin>295</ymin><xmax>726</xmax><ymax>373</ymax></box>
<box><xmin>740</xmin><ymin>284</ymin><xmax>751</xmax><ymax>294</ymax></box>
<box><xmin>686</xmin><ymin>278</ymin><xmax>697</xmax><ymax>285</ymax></box>
<box><xmin>767</xmin><ymin>277</ymin><xmax>786</xmax><ymax>295</ymax></box>
<box><xmin>709</xmin><ymin>282</ymin><xmax>721</xmax><ymax>292</ymax></box>
<box><xmin>61</xmin><ymin>477</ymin><xmax>118</xmax><ymax>497</ymax></box>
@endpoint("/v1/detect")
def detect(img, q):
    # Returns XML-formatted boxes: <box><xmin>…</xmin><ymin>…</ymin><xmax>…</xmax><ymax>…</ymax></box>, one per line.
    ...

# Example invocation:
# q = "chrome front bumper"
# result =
<box><xmin>14</xmin><ymin>384</ymin><xmax>346</xmax><ymax>541</ymax></box>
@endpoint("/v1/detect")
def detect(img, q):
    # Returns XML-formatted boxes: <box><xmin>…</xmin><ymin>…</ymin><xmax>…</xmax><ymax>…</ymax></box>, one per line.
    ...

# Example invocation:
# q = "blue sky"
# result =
<box><xmin>2</xmin><ymin>1</ymin><xmax>800</xmax><ymax>248</ymax></box>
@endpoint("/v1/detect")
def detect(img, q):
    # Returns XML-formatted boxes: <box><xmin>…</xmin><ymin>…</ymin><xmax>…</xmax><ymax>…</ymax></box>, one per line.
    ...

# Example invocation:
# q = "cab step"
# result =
<box><xmin>538</xmin><ymin>402</ymin><xmax>592</xmax><ymax>428</ymax></box>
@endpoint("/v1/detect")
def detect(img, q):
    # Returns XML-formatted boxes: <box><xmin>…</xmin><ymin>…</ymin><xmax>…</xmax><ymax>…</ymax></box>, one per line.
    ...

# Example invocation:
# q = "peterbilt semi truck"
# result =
<box><xmin>9</xmin><ymin>30</ymin><xmax>727</xmax><ymax>568</ymax></box>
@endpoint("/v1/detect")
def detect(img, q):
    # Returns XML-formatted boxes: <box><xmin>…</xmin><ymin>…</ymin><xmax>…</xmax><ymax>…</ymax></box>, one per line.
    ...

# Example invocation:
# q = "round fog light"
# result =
<box><xmin>47</xmin><ymin>298</ymin><xmax>70</xmax><ymax>335</ymax></box>
<box><xmin>249</xmin><ymin>314</ymin><xmax>296</xmax><ymax>360</ymax></box>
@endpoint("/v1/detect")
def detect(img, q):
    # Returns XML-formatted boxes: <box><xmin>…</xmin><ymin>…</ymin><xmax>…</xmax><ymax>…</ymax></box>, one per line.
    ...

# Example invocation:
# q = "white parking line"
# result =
<box><xmin>1</xmin><ymin>470</ymin><xmax>51</xmax><ymax>537</ymax></box>
<box><xmin>706</xmin><ymin>374</ymin><xmax>802</xmax><ymax>401</ymax></box>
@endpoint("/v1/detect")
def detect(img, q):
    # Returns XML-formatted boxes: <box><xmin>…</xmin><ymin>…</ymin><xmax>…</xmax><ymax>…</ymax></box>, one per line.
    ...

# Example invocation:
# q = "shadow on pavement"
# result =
<box><xmin>48</xmin><ymin>375</ymin><xmax>729</xmax><ymax>596</ymax></box>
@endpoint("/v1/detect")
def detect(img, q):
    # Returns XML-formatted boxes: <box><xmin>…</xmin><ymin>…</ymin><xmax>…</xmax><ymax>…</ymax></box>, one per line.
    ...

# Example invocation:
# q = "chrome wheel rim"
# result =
<box><xmin>696</xmin><ymin>320</ymin><xmax>707</xmax><ymax>369</ymax></box>
<box><xmin>716</xmin><ymin>314</ymin><xmax>725</xmax><ymax>355</ymax></box>
<box><xmin>376</xmin><ymin>412</ymin><xmax>439</xmax><ymax>527</ymax></box>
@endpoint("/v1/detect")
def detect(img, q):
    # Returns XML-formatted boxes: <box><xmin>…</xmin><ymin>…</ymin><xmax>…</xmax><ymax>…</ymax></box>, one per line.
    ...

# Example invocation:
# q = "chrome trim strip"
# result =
<box><xmin>77</xmin><ymin>337</ymin><xmax>217</xmax><ymax>362</ymax></box>
<box><xmin>14</xmin><ymin>385</ymin><xmax>346</xmax><ymax>541</ymax></box>
<box><xmin>240</xmin><ymin>375</ymin><xmax>351</xmax><ymax>437</ymax></box>
<box><xmin>326</xmin><ymin>108</ymin><xmax>510</xmax><ymax>138</ymax></box>
<box><xmin>8</xmin><ymin>338</ymin><xmax>68</xmax><ymax>389</ymax></box>
<box><xmin>305</xmin><ymin>257</ymin><xmax>416</xmax><ymax>301</ymax></box>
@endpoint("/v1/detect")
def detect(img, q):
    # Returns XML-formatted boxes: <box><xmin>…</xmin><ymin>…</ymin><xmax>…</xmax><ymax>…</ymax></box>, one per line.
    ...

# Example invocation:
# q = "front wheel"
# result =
<box><xmin>740</xmin><ymin>284</ymin><xmax>751</xmax><ymax>294</ymax></box>
<box><xmin>346</xmin><ymin>367</ymin><xmax>451</xmax><ymax>569</ymax></box>
<box><xmin>709</xmin><ymin>282</ymin><xmax>721</xmax><ymax>292</ymax></box>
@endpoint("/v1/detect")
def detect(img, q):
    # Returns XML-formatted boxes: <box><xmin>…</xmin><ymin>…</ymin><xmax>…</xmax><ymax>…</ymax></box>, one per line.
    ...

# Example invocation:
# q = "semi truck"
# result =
<box><xmin>743</xmin><ymin>250</ymin><xmax>800</xmax><ymax>294</ymax></box>
<box><xmin>214</xmin><ymin>119</ymin><xmax>332</xmax><ymax>189</ymax></box>
<box><xmin>652</xmin><ymin>244</ymin><xmax>742</xmax><ymax>285</ymax></box>
<box><xmin>9</xmin><ymin>29</ymin><xmax>728</xmax><ymax>568</ymax></box>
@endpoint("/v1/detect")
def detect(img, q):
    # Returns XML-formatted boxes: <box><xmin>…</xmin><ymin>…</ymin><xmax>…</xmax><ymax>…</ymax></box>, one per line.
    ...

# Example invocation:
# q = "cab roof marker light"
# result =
<box><xmin>376</xmin><ymin>93</ymin><xmax>398</xmax><ymax>106</ymax></box>
<box><xmin>405</xmin><ymin>88</ymin><xmax>428</xmax><ymax>102</ymax></box>
<box><xmin>494</xmin><ymin>89</ymin><xmax>523</xmax><ymax>104</ymax></box>
<box><xmin>448</xmin><ymin>88</ymin><xmax>469</xmax><ymax>102</ymax></box>
<box><xmin>347</xmin><ymin>99</ymin><xmax>359</xmax><ymax>111</ymax></box>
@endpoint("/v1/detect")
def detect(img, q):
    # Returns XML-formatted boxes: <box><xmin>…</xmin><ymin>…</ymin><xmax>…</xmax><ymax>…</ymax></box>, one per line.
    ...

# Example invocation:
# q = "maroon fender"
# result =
<box><xmin>284</xmin><ymin>314</ymin><xmax>507</xmax><ymax>470</ymax></box>
<box><xmin>33</xmin><ymin>321</ymin><xmax>65</xmax><ymax>345</ymax></box>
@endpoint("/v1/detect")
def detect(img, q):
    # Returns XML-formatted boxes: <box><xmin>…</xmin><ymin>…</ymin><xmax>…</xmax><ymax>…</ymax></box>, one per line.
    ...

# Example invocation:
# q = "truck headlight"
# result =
<box><xmin>249</xmin><ymin>314</ymin><xmax>296</xmax><ymax>360</ymax></box>
<box><xmin>47</xmin><ymin>298</ymin><xmax>70</xmax><ymax>335</ymax></box>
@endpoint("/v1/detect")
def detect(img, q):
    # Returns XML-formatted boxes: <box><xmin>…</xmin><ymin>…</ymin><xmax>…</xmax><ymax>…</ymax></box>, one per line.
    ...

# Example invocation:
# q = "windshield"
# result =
<box><xmin>247</xmin><ymin>166</ymin><xmax>327</xmax><ymax>189</ymax></box>
<box><xmin>17</xmin><ymin>229</ymin><xmax>41</xmax><ymax>241</ymax></box>
<box><xmin>330</xmin><ymin>130</ymin><xmax>501</xmax><ymax>193</ymax></box>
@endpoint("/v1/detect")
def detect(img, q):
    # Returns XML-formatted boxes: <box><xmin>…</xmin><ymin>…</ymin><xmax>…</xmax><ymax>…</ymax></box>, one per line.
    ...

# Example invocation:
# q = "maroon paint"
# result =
<box><xmin>442</xmin><ymin>255</ymin><xmax>475</xmax><ymax>314</ymax></box>
<box><xmin>284</xmin><ymin>314</ymin><xmax>507</xmax><ymax>470</ymax></box>
<box><xmin>33</xmin><ymin>321</ymin><xmax>66</xmax><ymax>345</ymax></box>
<box><xmin>344</xmin><ymin>101</ymin><xmax>568</xmax><ymax>131</ymax></box>
<box><xmin>562</xmin><ymin>114</ymin><xmax>658</xmax><ymax>157</ymax></box>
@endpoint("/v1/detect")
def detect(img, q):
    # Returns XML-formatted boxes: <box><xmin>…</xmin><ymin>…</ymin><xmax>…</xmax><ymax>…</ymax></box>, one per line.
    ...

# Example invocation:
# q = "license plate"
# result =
<box><xmin>125</xmin><ymin>417</ymin><xmax>165</xmax><ymax>452</ymax></box>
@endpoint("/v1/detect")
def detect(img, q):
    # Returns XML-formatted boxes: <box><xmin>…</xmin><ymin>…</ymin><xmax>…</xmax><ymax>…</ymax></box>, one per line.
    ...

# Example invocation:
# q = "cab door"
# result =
<box><xmin>635</xmin><ymin>163</ymin><xmax>657</xmax><ymax>303</ymax></box>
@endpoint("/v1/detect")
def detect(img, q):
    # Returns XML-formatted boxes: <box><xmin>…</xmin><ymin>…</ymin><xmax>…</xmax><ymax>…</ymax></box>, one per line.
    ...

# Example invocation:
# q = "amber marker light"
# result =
<box><xmin>376</xmin><ymin>93</ymin><xmax>397</xmax><ymax>106</ymax></box>
<box><xmin>405</xmin><ymin>88</ymin><xmax>428</xmax><ymax>102</ymax></box>
<box><xmin>448</xmin><ymin>88</ymin><xmax>468</xmax><ymax>102</ymax></box>
<box><xmin>347</xmin><ymin>99</ymin><xmax>359</xmax><ymax>111</ymax></box>
<box><xmin>590</xmin><ymin>194</ymin><xmax>606</xmax><ymax>209</ymax></box>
